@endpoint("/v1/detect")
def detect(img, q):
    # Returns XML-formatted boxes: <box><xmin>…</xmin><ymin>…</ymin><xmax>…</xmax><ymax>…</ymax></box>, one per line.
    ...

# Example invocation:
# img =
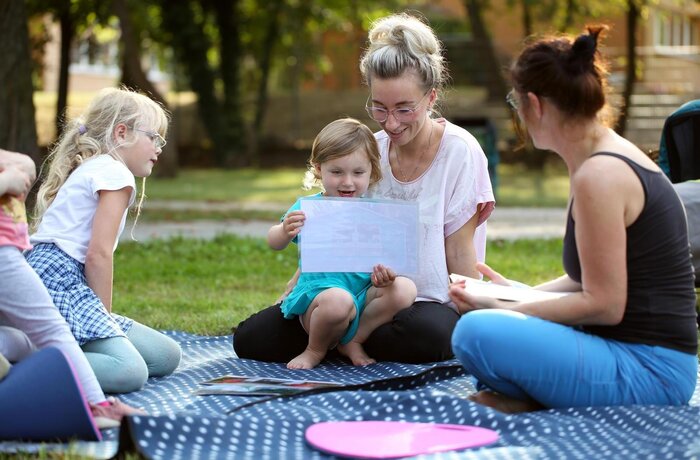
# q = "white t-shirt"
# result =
<box><xmin>370</xmin><ymin>119</ymin><xmax>495</xmax><ymax>304</ymax></box>
<box><xmin>31</xmin><ymin>155</ymin><xmax>136</xmax><ymax>263</ymax></box>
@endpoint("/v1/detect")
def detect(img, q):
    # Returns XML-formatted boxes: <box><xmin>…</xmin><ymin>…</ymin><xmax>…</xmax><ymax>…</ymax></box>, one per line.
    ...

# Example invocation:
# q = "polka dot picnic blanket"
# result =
<box><xmin>3</xmin><ymin>331</ymin><xmax>700</xmax><ymax>459</ymax></box>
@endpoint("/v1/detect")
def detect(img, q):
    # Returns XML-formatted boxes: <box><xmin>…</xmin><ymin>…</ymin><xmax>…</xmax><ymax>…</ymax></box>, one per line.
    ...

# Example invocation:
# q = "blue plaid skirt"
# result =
<box><xmin>25</xmin><ymin>243</ymin><xmax>133</xmax><ymax>345</ymax></box>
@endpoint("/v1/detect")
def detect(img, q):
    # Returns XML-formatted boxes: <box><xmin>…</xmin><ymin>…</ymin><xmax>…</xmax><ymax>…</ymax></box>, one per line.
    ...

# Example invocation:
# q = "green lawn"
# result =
<box><xmin>114</xmin><ymin>235</ymin><xmax>564</xmax><ymax>335</ymax></box>
<box><xmin>142</xmin><ymin>163</ymin><xmax>570</xmax><ymax>212</ymax></box>
<box><xmin>145</xmin><ymin>168</ymin><xmax>306</xmax><ymax>204</ymax></box>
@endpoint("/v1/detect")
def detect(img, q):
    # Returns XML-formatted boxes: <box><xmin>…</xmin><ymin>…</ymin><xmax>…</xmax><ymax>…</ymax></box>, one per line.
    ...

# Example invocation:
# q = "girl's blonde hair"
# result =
<box><xmin>303</xmin><ymin>118</ymin><xmax>382</xmax><ymax>191</ymax></box>
<box><xmin>359</xmin><ymin>12</ymin><xmax>447</xmax><ymax>94</ymax></box>
<box><xmin>33</xmin><ymin>87</ymin><xmax>169</xmax><ymax>231</ymax></box>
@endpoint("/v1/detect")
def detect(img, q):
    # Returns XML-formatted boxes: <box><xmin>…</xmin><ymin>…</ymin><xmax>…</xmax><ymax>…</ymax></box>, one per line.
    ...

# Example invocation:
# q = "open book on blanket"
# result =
<box><xmin>449</xmin><ymin>273</ymin><xmax>571</xmax><ymax>302</ymax></box>
<box><xmin>194</xmin><ymin>375</ymin><xmax>343</xmax><ymax>396</ymax></box>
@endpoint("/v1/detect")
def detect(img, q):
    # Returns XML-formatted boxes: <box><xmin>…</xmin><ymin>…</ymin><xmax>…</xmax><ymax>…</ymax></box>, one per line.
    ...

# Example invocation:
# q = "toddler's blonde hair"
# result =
<box><xmin>303</xmin><ymin>118</ymin><xmax>382</xmax><ymax>191</ymax></box>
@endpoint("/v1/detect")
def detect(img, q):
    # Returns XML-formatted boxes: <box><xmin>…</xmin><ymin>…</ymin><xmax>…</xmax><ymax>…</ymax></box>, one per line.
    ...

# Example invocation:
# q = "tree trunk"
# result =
<box><xmin>251</xmin><ymin>0</ymin><xmax>284</xmax><ymax>163</ymax></box>
<box><xmin>561</xmin><ymin>0</ymin><xmax>576</xmax><ymax>31</ymax></box>
<box><xmin>521</xmin><ymin>0</ymin><xmax>532</xmax><ymax>37</ymax></box>
<box><xmin>160</xmin><ymin>0</ymin><xmax>229</xmax><ymax>166</ymax></box>
<box><xmin>463</xmin><ymin>0</ymin><xmax>509</xmax><ymax>102</ymax></box>
<box><xmin>0</xmin><ymin>0</ymin><xmax>39</xmax><ymax>161</ymax></box>
<box><xmin>114</xmin><ymin>0</ymin><xmax>178</xmax><ymax>177</ymax></box>
<box><xmin>616</xmin><ymin>0</ymin><xmax>639</xmax><ymax>136</ymax></box>
<box><xmin>212</xmin><ymin>0</ymin><xmax>246</xmax><ymax>167</ymax></box>
<box><xmin>56</xmin><ymin>0</ymin><xmax>73</xmax><ymax>138</ymax></box>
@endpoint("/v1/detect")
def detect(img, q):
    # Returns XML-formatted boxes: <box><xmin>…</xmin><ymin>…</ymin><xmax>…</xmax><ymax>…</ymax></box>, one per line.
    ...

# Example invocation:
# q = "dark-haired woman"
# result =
<box><xmin>449</xmin><ymin>27</ymin><xmax>697</xmax><ymax>413</ymax></box>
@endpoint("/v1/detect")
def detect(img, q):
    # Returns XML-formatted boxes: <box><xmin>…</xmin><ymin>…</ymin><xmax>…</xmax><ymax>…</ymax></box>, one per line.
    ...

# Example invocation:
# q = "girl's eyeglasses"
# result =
<box><xmin>134</xmin><ymin>128</ymin><xmax>167</xmax><ymax>150</ymax></box>
<box><xmin>365</xmin><ymin>90</ymin><xmax>432</xmax><ymax>123</ymax></box>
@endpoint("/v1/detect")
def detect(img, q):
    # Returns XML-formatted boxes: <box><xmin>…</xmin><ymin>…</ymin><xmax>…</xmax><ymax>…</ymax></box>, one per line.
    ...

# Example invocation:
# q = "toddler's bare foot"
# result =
<box><xmin>287</xmin><ymin>347</ymin><xmax>326</xmax><ymax>369</ymax></box>
<box><xmin>469</xmin><ymin>390</ymin><xmax>543</xmax><ymax>413</ymax></box>
<box><xmin>337</xmin><ymin>341</ymin><xmax>376</xmax><ymax>366</ymax></box>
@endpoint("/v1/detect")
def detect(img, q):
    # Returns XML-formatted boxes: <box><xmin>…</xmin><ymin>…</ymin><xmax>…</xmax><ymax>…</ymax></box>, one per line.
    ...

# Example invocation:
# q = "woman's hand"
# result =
<box><xmin>448</xmin><ymin>281</ymin><xmax>500</xmax><ymax>313</ymax></box>
<box><xmin>476</xmin><ymin>262</ymin><xmax>511</xmax><ymax>286</ymax></box>
<box><xmin>282</xmin><ymin>210</ymin><xmax>305</xmax><ymax>238</ymax></box>
<box><xmin>371</xmin><ymin>264</ymin><xmax>396</xmax><ymax>288</ymax></box>
<box><xmin>448</xmin><ymin>263</ymin><xmax>512</xmax><ymax>314</ymax></box>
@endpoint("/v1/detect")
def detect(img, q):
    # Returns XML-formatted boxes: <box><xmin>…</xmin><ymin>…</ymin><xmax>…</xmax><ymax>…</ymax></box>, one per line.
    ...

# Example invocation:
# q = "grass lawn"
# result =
<box><xmin>141</xmin><ymin>163</ymin><xmax>570</xmax><ymax>213</ymax></box>
<box><xmin>113</xmin><ymin>235</ymin><xmax>564</xmax><ymax>335</ymax></box>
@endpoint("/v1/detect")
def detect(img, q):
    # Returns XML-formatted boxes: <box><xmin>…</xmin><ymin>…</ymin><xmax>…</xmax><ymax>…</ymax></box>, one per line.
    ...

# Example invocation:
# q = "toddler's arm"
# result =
<box><xmin>268</xmin><ymin>210</ymin><xmax>305</xmax><ymax>250</ymax></box>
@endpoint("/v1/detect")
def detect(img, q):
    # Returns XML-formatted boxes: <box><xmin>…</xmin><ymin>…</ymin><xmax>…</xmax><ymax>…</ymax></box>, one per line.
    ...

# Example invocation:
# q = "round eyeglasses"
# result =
<box><xmin>365</xmin><ymin>90</ymin><xmax>432</xmax><ymax>123</ymax></box>
<box><xmin>134</xmin><ymin>128</ymin><xmax>167</xmax><ymax>150</ymax></box>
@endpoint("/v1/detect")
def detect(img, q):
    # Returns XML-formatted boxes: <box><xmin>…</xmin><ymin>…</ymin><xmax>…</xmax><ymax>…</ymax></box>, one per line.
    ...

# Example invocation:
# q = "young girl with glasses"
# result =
<box><xmin>25</xmin><ymin>87</ymin><xmax>181</xmax><ymax>394</ymax></box>
<box><xmin>235</xmin><ymin>13</ymin><xmax>494</xmax><ymax>364</ymax></box>
<box><xmin>268</xmin><ymin>118</ymin><xmax>417</xmax><ymax>369</ymax></box>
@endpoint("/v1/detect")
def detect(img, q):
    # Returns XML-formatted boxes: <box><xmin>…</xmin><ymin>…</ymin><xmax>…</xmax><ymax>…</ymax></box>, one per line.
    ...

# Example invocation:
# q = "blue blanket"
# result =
<box><xmin>3</xmin><ymin>332</ymin><xmax>700</xmax><ymax>459</ymax></box>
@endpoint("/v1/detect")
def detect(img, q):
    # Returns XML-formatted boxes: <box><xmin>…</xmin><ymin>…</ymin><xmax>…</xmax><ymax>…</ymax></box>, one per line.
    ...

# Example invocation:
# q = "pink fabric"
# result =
<box><xmin>0</xmin><ymin>196</ymin><xmax>31</xmax><ymax>251</ymax></box>
<box><xmin>306</xmin><ymin>421</ymin><xmax>498</xmax><ymax>458</ymax></box>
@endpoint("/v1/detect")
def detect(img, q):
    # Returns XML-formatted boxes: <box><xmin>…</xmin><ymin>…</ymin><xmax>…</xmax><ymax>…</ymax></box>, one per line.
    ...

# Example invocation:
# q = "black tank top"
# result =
<box><xmin>563</xmin><ymin>152</ymin><xmax>697</xmax><ymax>354</ymax></box>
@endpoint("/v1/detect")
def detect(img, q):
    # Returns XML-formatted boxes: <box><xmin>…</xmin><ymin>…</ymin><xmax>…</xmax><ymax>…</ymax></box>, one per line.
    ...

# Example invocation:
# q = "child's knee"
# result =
<box><xmin>390</xmin><ymin>277</ymin><xmax>417</xmax><ymax>308</ymax></box>
<box><xmin>0</xmin><ymin>326</ymin><xmax>36</xmax><ymax>362</ymax></box>
<box><xmin>314</xmin><ymin>288</ymin><xmax>356</xmax><ymax>323</ymax></box>
<box><xmin>99</xmin><ymin>358</ymin><xmax>149</xmax><ymax>393</ymax></box>
<box><xmin>148</xmin><ymin>336</ymin><xmax>181</xmax><ymax>377</ymax></box>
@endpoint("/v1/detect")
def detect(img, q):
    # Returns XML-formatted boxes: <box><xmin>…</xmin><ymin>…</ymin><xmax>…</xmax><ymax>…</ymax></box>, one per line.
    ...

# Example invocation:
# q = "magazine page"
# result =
<box><xmin>194</xmin><ymin>375</ymin><xmax>343</xmax><ymax>396</ymax></box>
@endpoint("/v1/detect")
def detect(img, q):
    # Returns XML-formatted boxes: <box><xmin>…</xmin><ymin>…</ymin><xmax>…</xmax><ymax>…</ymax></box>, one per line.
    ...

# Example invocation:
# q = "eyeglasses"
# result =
<box><xmin>365</xmin><ymin>90</ymin><xmax>432</xmax><ymax>123</ymax></box>
<box><xmin>134</xmin><ymin>128</ymin><xmax>167</xmax><ymax>150</ymax></box>
<box><xmin>506</xmin><ymin>90</ymin><xmax>519</xmax><ymax>111</ymax></box>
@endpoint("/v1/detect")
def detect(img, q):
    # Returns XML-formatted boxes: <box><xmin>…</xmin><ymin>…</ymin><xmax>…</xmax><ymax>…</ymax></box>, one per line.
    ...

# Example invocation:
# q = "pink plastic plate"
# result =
<box><xmin>305</xmin><ymin>421</ymin><xmax>499</xmax><ymax>459</ymax></box>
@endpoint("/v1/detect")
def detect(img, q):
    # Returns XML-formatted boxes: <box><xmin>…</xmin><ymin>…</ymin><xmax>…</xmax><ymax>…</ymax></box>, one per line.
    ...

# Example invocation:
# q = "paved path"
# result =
<box><xmin>123</xmin><ymin>201</ymin><xmax>566</xmax><ymax>242</ymax></box>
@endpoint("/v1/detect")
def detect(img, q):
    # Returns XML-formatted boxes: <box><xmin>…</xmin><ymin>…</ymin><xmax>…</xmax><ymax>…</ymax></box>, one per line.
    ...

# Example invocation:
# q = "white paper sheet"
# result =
<box><xmin>299</xmin><ymin>197</ymin><xmax>419</xmax><ymax>274</ymax></box>
<box><xmin>449</xmin><ymin>273</ymin><xmax>571</xmax><ymax>302</ymax></box>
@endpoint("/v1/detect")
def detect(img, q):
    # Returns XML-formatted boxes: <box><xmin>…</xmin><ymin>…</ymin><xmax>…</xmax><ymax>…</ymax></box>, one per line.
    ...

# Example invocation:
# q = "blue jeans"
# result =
<box><xmin>451</xmin><ymin>309</ymin><xmax>697</xmax><ymax>408</ymax></box>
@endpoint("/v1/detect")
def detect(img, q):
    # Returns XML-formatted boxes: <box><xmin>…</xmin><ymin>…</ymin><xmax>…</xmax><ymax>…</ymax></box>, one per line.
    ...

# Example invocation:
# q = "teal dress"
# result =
<box><xmin>280</xmin><ymin>194</ymin><xmax>371</xmax><ymax>344</ymax></box>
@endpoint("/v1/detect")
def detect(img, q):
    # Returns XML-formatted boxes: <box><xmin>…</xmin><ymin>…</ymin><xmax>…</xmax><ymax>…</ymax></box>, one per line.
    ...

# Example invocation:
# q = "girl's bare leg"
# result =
<box><xmin>338</xmin><ymin>277</ymin><xmax>416</xmax><ymax>366</ymax></box>
<box><xmin>287</xmin><ymin>288</ymin><xmax>355</xmax><ymax>370</ymax></box>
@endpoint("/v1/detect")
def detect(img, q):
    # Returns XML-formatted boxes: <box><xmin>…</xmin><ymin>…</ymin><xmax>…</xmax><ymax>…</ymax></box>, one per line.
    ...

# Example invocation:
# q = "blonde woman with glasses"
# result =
<box><xmin>25</xmin><ymin>87</ymin><xmax>181</xmax><ymax>394</ymax></box>
<box><xmin>235</xmin><ymin>13</ymin><xmax>494</xmax><ymax>364</ymax></box>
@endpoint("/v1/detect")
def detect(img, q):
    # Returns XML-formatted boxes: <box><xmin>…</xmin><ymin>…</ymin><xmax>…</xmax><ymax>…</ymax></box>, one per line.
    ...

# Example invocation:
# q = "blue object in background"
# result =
<box><xmin>0</xmin><ymin>347</ymin><xmax>101</xmax><ymax>442</ymax></box>
<box><xmin>658</xmin><ymin>99</ymin><xmax>700</xmax><ymax>182</ymax></box>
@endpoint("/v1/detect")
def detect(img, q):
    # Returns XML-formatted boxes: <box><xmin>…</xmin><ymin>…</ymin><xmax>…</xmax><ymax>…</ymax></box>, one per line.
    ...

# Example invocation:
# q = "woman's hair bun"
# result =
<box><xmin>568</xmin><ymin>25</ymin><xmax>607</xmax><ymax>73</ymax></box>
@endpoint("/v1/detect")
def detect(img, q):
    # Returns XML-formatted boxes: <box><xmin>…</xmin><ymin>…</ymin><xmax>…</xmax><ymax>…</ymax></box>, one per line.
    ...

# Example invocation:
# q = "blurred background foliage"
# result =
<box><xmin>2</xmin><ymin>0</ymin><xmax>698</xmax><ymax>188</ymax></box>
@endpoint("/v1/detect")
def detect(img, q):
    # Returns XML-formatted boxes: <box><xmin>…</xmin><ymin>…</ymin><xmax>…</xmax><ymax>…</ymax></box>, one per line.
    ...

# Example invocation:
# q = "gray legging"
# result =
<box><xmin>82</xmin><ymin>321</ymin><xmax>182</xmax><ymax>394</ymax></box>
<box><xmin>0</xmin><ymin>246</ymin><xmax>104</xmax><ymax>404</ymax></box>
